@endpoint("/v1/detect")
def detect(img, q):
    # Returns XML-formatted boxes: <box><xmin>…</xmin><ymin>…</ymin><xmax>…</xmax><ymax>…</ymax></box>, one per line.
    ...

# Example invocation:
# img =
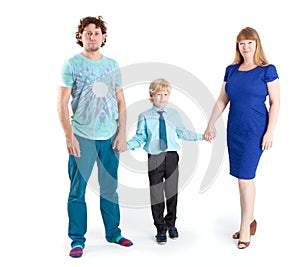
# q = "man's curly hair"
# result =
<box><xmin>75</xmin><ymin>16</ymin><xmax>107</xmax><ymax>47</ymax></box>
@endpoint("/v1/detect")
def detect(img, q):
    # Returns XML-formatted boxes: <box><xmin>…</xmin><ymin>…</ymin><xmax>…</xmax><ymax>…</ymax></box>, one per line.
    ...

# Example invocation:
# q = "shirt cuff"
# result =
<box><xmin>197</xmin><ymin>134</ymin><xmax>203</xmax><ymax>141</ymax></box>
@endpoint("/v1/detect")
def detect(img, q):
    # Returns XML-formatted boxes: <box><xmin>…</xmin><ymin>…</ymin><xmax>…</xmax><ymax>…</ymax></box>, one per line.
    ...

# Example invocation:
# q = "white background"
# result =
<box><xmin>1</xmin><ymin>0</ymin><xmax>299</xmax><ymax>266</ymax></box>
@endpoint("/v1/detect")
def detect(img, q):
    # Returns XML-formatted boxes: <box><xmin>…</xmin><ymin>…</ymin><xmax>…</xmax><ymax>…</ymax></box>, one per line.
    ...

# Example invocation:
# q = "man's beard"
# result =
<box><xmin>88</xmin><ymin>47</ymin><xmax>100</xmax><ymax>52</ymax></box>
<box><xmin>87</xmin><ymin>44</ymin><xmax>100</xmax><ymax>52</ymax></box>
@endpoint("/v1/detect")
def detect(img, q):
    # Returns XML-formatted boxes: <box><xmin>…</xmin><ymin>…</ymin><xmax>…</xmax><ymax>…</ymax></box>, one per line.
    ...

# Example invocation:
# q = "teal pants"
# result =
<box><xmin>67</xmin><ymin>134</ymin><xmax>121</xmax><ymax>248</ymax></box>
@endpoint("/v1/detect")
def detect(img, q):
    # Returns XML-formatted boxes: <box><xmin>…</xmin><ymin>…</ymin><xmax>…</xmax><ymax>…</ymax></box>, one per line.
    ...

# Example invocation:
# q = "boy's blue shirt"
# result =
<box><xmin>127</xmin><ymin>105</ymin><xmax>203</xmax><ymax>155</ymax></box>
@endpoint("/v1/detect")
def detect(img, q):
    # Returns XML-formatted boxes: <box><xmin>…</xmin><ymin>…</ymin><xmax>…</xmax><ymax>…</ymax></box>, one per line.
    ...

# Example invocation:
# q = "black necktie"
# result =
<box><xmin>157</xmin><ymin>111</ymin><xmax>168</xmax><ymax>151</ymax></box>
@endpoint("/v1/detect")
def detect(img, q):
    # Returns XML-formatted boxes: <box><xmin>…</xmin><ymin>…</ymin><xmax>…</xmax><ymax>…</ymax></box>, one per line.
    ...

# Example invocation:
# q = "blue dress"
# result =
<box><xmin>224</xmin><ymin>64</ymin><xmax>278</xmax><ymax>179</ymax></box>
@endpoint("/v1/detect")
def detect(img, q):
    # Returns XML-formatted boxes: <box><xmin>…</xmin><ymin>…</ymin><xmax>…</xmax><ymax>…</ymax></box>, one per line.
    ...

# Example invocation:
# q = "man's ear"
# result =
<box><xmin>77</xmin><ymin>32</ymin><xmax>83</xmax><ymax>42</ymax></box>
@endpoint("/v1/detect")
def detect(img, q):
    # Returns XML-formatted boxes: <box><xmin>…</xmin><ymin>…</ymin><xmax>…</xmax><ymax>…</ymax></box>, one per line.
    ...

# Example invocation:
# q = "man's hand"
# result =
<box><xmin>112</xmin><ymin>133</ymin><xmax>127</xmax><ymax>153</ymax></box>
<box><xmin>66</xmin><ymin>134</ymin><xmax>81</xmax><ymax>157</ymax></box>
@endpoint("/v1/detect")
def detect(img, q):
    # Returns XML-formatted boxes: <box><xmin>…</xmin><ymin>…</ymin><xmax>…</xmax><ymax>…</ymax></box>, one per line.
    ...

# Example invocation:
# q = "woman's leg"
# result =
<box><xmin>238</xmin><ymin>178</ymin><xmax>256</xmax><ymax>248</ymax></box>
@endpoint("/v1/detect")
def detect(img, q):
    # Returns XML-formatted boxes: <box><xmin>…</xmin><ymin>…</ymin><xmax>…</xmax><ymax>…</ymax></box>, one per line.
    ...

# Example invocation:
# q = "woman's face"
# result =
<box><xmin>238</xmin><ymin>39</ymin><xmax>256</xmax><ymax>60</ymax></box>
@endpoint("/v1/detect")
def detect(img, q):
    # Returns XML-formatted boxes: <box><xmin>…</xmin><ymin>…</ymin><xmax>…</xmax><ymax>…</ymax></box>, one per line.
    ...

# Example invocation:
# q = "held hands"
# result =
<box><xmin>204</xmin><ymin>125</ymin><xmax>216</xmax><ymax>142</ymax></box>
<box><xmin>112</xmin><ymin>132</ymin><xmax>127</xmax><ymax>153</ymax></box>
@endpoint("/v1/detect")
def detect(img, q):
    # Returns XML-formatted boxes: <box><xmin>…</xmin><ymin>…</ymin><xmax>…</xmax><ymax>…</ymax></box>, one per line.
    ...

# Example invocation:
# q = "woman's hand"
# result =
<box><xmin>262</xmin><ymin>131</ymin><xmax>274</xmax><ymax>150</ymax></box>
<box><xmin>204</xmin><ymin>125</ymin><xmax>216</xmax><ymax>142</ymax></box>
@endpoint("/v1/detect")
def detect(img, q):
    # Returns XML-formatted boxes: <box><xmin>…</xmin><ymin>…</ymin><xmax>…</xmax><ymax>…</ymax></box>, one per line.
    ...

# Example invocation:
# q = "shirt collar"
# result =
<box><xmin>151</xmin><ymin>105</ymin><xmax>169</xmax><ymax>113</ymax></box>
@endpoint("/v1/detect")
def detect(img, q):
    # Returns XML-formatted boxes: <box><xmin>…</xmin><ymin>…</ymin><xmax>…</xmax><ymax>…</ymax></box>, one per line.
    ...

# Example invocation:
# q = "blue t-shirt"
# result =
<box><xmin>61</xmin><ymin>54</ymin><xmax>122</xmax><ymax>140</ymax></box>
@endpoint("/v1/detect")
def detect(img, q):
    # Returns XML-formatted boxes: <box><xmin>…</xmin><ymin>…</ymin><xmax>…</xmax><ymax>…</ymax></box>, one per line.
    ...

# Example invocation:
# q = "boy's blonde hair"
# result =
<box><xmin>149</xmin><ymin>78</ymin><xmax>172</xmax><ymax>103</ymax></box>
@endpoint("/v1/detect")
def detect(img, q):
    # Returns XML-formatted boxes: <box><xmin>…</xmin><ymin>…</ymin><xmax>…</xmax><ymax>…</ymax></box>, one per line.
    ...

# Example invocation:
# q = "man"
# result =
<box><xmin>57</xmin><ymin>16</ymin><xmax>133</xmax><ymax>258</ymax></box>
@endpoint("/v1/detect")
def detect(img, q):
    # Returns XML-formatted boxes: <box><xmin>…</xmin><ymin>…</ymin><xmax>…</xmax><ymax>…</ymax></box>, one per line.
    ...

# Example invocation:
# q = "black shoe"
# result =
<box><xmin>168</xmin><ymin>226</ymin><xmax>179</xmax><ymax>239</ymax></box>
<box><xmin>155</xmin><ymin>231</ymin><xmax>167</xmax><ymax>244</ymax></box>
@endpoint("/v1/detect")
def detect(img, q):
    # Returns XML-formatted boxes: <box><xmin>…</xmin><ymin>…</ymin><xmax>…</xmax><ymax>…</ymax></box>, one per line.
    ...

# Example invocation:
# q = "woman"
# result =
<box><xmin>204</xmin><ymin>27</ymin><xmax>280</xmax><ymax>249</ymax></box>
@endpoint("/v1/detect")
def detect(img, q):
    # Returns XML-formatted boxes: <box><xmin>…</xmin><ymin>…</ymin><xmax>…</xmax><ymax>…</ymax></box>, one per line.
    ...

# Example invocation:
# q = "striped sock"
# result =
<box><xmin>69</xmin><ymin>245</ymin><xmax>83</xmax><ymax>258</ymax></box>
<box><xmin>114</xmin><ymin>235</ymin><xmax>133</xmax><ymax>247</ymax></box>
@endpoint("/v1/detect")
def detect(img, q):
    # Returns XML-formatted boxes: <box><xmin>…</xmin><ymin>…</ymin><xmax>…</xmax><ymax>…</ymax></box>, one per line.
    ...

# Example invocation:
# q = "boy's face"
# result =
<box><xmin>151</xmin><ymin>89</ymin><xmax>170</xmax><ymax>109</ymax></box>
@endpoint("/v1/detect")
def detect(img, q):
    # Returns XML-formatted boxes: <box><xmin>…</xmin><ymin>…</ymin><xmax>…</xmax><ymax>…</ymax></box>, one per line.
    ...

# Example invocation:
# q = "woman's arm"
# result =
<box><xmin>262</xmin><ymin>78</ymin><xmax>280</xmax><ymax>150</ymax></box>
<box><xmin>204</xmin><ymin>82</ymin><xmax>229</xmax><ymax>141</ymax></box>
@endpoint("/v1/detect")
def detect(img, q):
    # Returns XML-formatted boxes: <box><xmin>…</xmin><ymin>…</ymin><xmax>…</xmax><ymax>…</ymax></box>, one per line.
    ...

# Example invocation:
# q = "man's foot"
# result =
<box><xmin>113</xmin><ymin>235</ymin><xmax>133</xmax><ymax>247</ymax></box>
<box><xmin>69</xmin><ymin>246</ymin><xmax>83</xmax><ymax>258</ymax></box>
<box><xmin>156</xmin><ymin>231</ymin><xmax>167</xmax><ymax>244</ymax></box>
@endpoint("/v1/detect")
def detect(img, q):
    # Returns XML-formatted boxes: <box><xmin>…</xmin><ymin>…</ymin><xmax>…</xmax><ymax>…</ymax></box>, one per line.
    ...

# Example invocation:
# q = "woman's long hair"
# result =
<box><xmin>232</xmin><ymin>27</ymin><xmax>269</xmax><ymax>66</ymax></box>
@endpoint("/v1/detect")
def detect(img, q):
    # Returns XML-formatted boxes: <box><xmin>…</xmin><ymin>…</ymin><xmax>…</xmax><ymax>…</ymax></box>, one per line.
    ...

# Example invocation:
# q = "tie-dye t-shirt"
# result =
<box><xmin>61</xmin><ymin>54</ymin><xmax>121</xmax><ymax>140</ymax></box>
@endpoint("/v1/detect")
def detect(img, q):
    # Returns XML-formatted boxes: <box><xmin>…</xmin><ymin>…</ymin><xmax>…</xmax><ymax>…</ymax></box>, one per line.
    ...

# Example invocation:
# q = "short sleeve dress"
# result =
<box><xmin>224</xmin><ymin>64</ymin><xmax>278</xmax><ymax>179</ymax></box>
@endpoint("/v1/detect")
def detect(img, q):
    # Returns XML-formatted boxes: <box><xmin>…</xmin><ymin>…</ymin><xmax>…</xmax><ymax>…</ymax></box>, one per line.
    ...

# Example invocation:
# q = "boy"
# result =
<box><xmin>127</xmin><ymin>78</ymin><xmax>204</xmax><ymax>244</ymax></box>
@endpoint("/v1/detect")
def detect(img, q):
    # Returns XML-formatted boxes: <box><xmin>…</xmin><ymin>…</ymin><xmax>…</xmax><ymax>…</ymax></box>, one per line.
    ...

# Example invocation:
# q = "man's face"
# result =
<box><xmin>80</xmin><ymin>23</ymin><xmax>106</xmax><ymax>52</ymax></box>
